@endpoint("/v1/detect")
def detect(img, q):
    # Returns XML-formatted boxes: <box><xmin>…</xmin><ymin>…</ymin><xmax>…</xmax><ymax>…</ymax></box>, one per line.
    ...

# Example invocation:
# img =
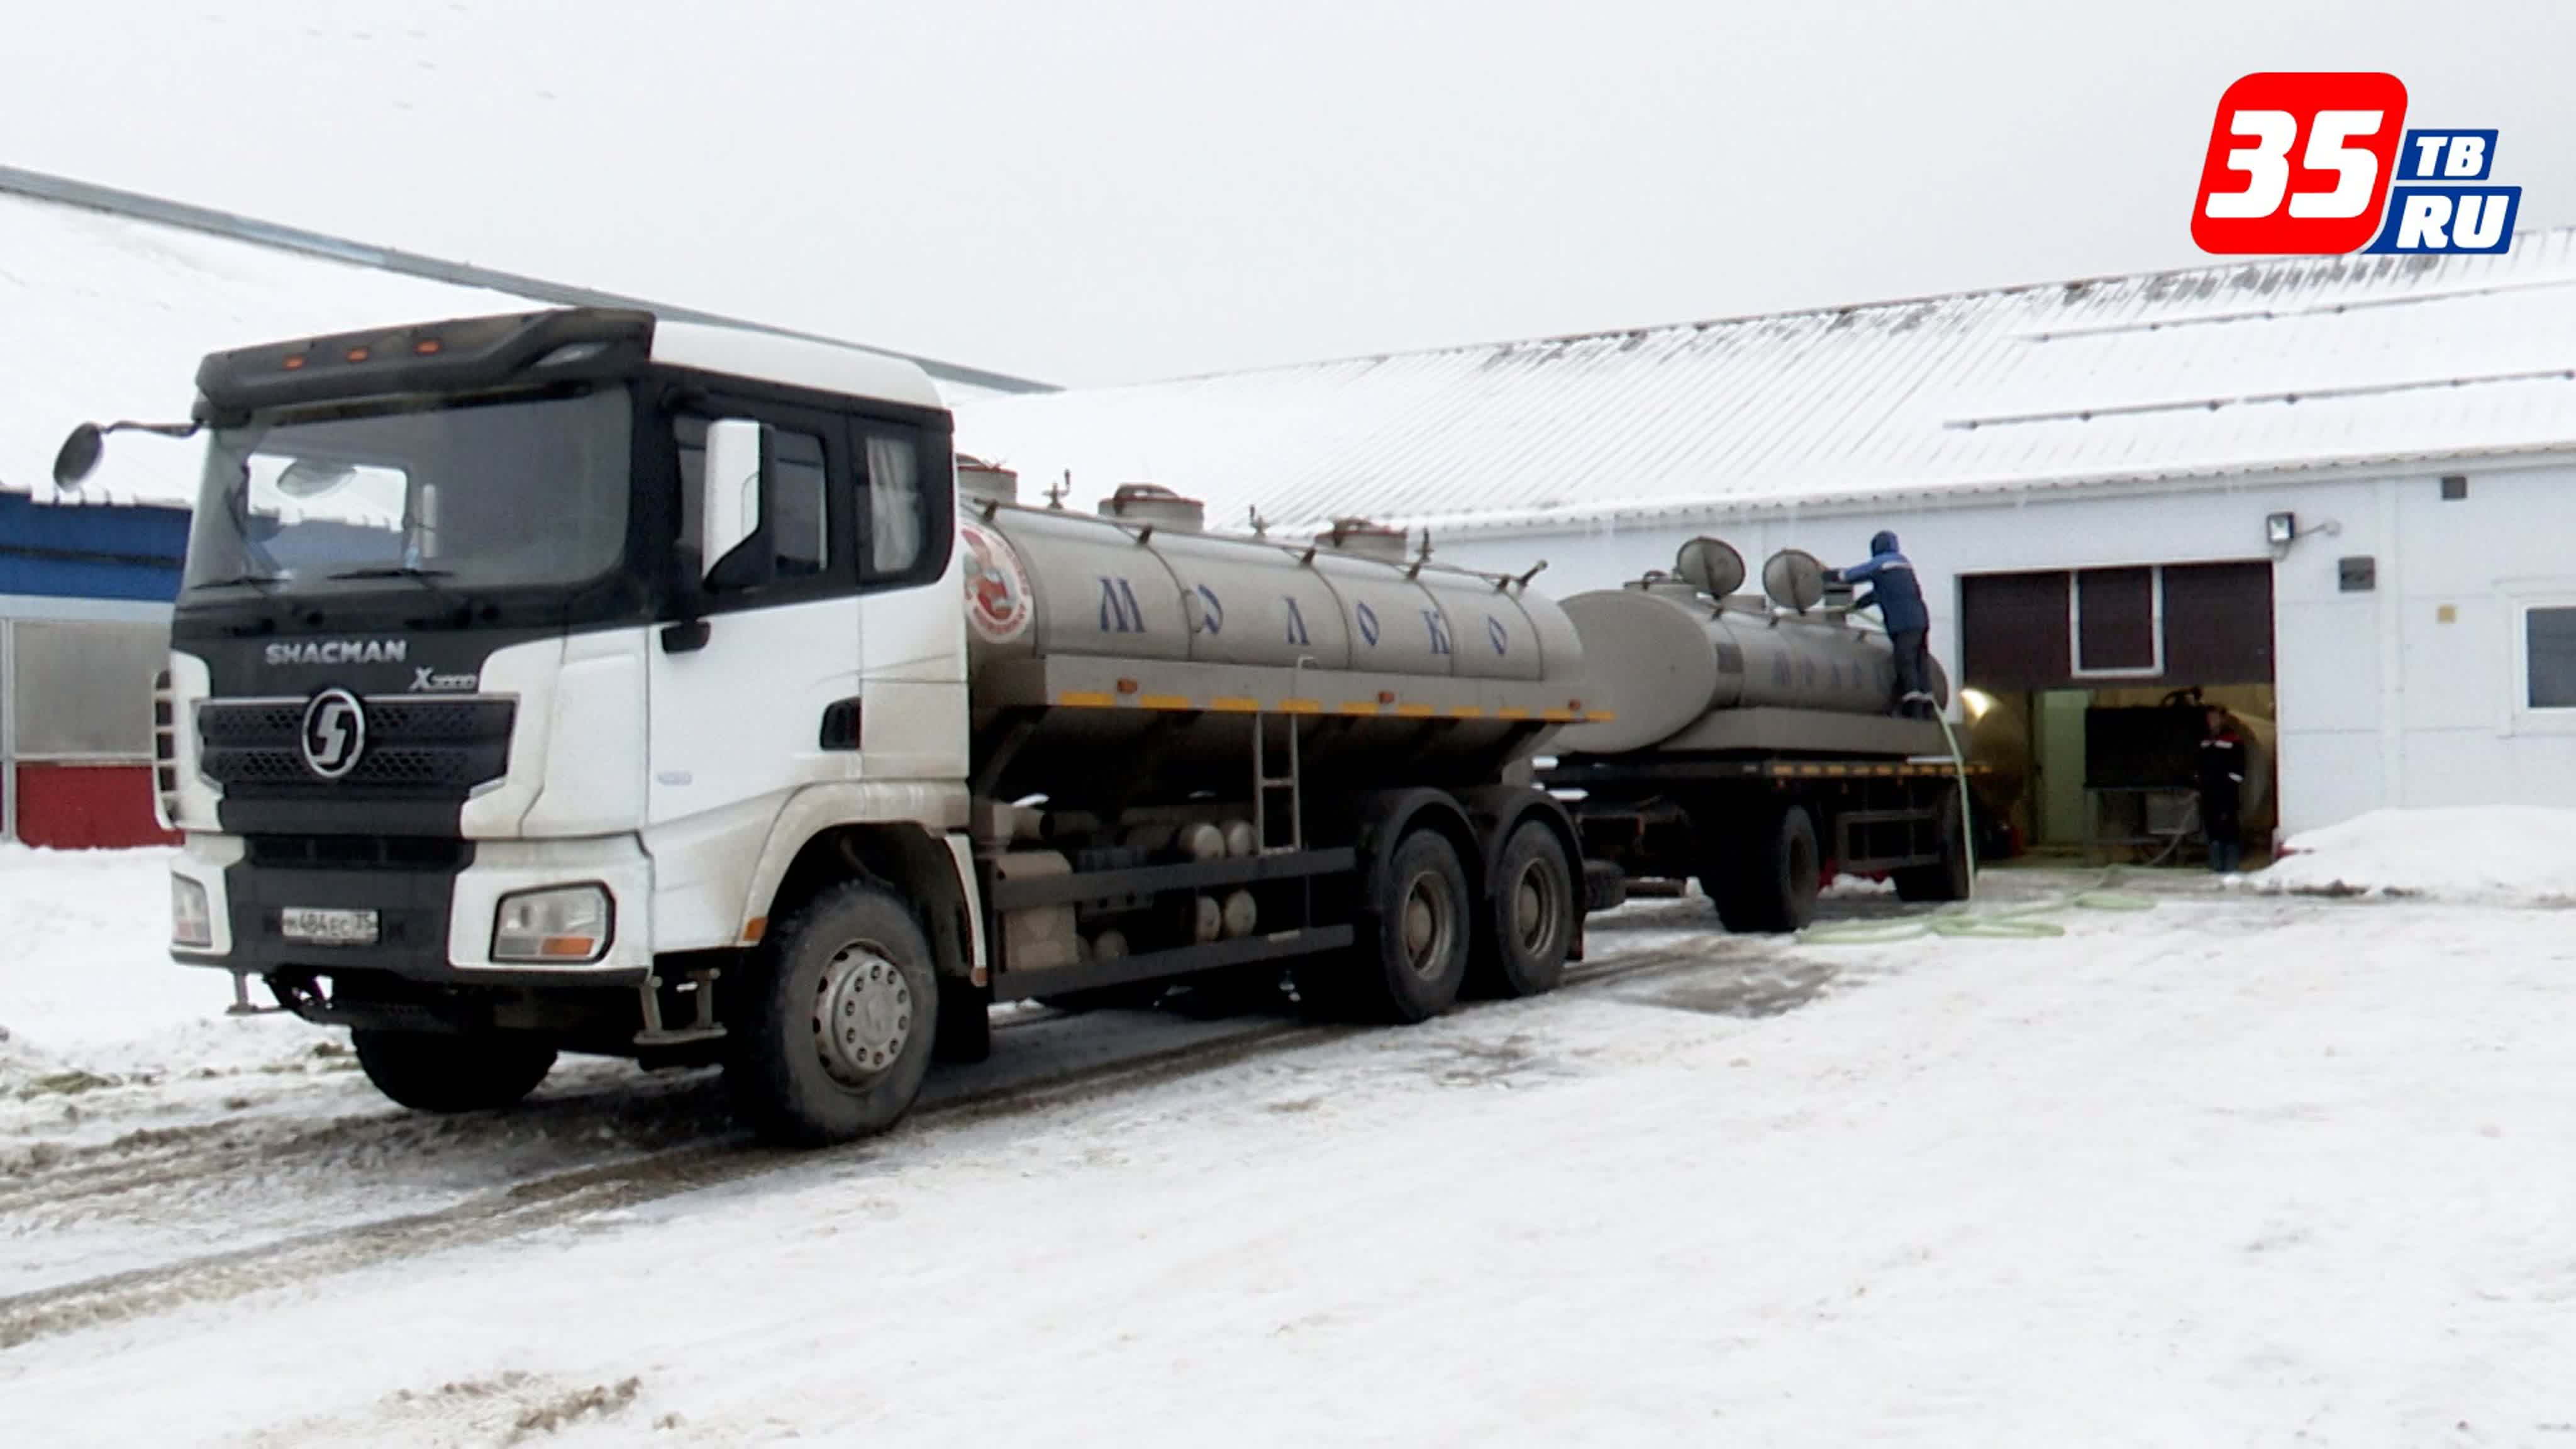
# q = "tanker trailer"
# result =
<box><xmin>955</xmin><ymin>479</ymin><xmax>1595</xmax><ymax>1026</ymax></box>
<box><xmin>1540</xmin><ymin>538</ymin><xmax>1976</xmax><ymax>932</ymax></box>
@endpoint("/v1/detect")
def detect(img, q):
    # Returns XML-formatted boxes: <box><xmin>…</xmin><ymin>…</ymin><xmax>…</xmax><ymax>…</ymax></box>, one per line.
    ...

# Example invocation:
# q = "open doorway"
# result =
<box><xmin>1958</xmin><ymin>561</ymin><xmax>2277</xmax><ymax>869</ymax></box>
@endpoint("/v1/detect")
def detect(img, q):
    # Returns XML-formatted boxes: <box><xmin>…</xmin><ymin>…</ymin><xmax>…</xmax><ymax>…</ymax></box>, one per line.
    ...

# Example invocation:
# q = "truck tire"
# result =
<box><xmin>724</xmin><ymin>881</ymin><xmax>940</xmax><ymax>1147</ymax></box>
<box><xmin>1718</xmin><ymin>802</ymin><xmax>1821</xmax><ymax>934</ymax></box>
<box><xmin>1894</xmin><ymin>790</ymin><xmax>1974</xmax><ymax>902</ymax></box>
<box><xmin>1471</xmin><ymin>821</ymin><xmax>1575</xmax><ymax>998</ymax></box>
<box><xmin>1361</xmin><ymin>826</ymin><xmax>1473</xmax><ymax>1022</ymax></box>
<box><xmin>351</xmin><ymin>1029</ymin><xmax>556</xmax><ymax>1114</ymax></box>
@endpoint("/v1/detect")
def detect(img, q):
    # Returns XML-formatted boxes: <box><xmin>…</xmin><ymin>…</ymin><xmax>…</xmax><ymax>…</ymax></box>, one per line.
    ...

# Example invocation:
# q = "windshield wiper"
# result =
<box><xmin>328</xmin><ymin>565</ymin><xmax>457</xmax><ymax>583</ymax></box>
<box><xmin>328</xmin><ymin>564</ymin><xmax>472</xmax><ymax>625</ymax></box>
<box><xmin>191</xmin><ymin>571</ymin><xmax>286</xmax><ymax>592</ymax></box>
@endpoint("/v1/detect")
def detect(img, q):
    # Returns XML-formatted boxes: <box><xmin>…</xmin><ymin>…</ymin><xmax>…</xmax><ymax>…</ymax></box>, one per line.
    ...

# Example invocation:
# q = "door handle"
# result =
<box><xmin>660</xmin><ymin>619</ymin><xmax>711</xmax><ymax>653</ymax></box>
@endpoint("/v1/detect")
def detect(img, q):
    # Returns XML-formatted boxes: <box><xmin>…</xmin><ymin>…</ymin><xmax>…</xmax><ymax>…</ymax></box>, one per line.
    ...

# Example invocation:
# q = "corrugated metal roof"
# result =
<box><xmin>956</xmin><ymin>230</ymin><xmax>2576</xmax><ymax>536</ymax></box>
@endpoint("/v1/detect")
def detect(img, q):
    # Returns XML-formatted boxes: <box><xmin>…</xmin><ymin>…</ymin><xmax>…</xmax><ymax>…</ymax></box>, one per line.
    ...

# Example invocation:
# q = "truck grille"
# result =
<box><xmin>244</xmin><ymin>835</ymin><xmax>470</xmax><ymax>871</ymax></box>
<box><xmin>198</xmin><ymin>697</ymin><xmax>514</xmax><ymax>797</ymax></box>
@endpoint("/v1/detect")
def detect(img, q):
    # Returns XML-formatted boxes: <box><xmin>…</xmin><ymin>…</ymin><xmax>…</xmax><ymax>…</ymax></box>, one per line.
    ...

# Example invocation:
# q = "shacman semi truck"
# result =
<box><xmin>56</xmin><ymin>308</ymin><xmax>1973</xmax><ymax>1146</ymax></box>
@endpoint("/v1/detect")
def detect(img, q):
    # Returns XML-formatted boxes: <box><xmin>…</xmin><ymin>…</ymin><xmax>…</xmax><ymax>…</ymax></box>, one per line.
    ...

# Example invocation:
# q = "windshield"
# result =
<box><xmin>180</xmin><ymin>387</ymin><xmax>632</xmax><ymax>602</ymax></box>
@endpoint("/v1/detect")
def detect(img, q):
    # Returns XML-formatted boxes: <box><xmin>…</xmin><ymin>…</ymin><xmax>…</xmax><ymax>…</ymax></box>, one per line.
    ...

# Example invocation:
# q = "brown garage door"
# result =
<box><xmin>1961</xmin><ymin>560</ymin><xmax>2273</xmax><ymax>691</ymax></box>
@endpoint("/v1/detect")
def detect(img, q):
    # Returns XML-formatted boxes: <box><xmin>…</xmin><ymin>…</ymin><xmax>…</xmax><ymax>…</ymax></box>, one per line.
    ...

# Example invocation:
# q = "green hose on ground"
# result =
<box><xmin>1796</xmin><ymin>874</ymin><xmax>2157</xmax><ymax>945</ymax></box>
<box><xmin>1799</xmin><ymin>708</ymin><xmax>2157</xmax><ymax>943</ymax></box>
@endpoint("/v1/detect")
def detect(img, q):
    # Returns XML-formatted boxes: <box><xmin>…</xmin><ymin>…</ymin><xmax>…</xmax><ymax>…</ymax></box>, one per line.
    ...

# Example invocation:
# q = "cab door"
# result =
<box><xmin>645</xmin><ymin>401</ymin><xmax>862</xmax><ymax>947</ymax></box>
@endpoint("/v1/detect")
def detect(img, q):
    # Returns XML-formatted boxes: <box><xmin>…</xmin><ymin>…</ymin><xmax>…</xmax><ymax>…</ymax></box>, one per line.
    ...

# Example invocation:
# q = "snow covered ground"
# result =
<box><xmin>3</xmin><ymin>840</ymin><xmax>2573</xmax><ymax>1445</ymax></box>
<box><xmin>0</xmin><ymin>843</ymin><xmax>322</xmax><ymax>1124</ymax></box>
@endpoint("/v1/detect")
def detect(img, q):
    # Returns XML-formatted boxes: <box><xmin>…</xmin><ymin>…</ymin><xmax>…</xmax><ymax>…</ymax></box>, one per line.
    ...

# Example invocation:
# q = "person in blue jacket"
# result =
<box><xmin>1825</xmin><ymin>530</ymin><xmax>1935</xmax><ymax>719</ymax></box>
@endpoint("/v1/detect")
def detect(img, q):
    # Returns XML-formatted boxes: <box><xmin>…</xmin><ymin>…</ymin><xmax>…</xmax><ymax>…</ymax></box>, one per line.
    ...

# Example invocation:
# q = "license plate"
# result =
<box><xmin>280</xmin><ymin>908</ymin><xmax>380</xmax><ymax>946</ymax></box>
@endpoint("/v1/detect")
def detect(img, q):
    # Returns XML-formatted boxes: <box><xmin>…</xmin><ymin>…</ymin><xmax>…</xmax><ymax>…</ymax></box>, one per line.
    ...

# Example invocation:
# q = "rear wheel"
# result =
<box><xmin>1319</xmin><ymin>826</ymin><xmax>1472</xmax><ymax>1023</ymax></box>
<box><xmin>724</xmin><ymin>881</ymin><xmax>939</xmax><ymax>1146</ymax></box>
<box><xmin>1472</xmin><ymin>822</ymin><xmax>1575</xmax><ymax>998</ymax></box>
<box><xmin>1716</xmin><ymin>802</ymin><xmax>1820</xmax><ymax>934</ymax></box>
<box><xmin>351</xmin><ymin>1029</ymin><xmax>556</xmax><ymax>1114</ymax></box>
<box><xmin>1894</xmin><ymin>790</ymin><xmax>1974</xmax><ymax>902</ymax></box>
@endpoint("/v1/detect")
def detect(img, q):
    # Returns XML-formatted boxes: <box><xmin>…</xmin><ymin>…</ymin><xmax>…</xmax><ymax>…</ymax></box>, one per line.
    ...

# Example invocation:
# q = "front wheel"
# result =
<box><xmin>351</xmin><ymin>1029</ymin><xmax>557</xmax><ymax>1114</ymax></box>
<box><xmin>724</xmin><ymin>881</ymin><xmax>940</xmax><ymax>1147</ymax></box>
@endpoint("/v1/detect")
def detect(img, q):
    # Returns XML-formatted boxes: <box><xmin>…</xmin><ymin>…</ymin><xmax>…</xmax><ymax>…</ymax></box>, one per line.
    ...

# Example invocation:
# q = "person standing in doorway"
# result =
<box><xmin>2196</xmin><ymin>706</ymin><xmax>2248</xmax><ymax>873</ymax></box>
<box><xmin>1826</xmin><ymin>530</ymin><xmax>1933</xmax><ymax>718</ymax></box>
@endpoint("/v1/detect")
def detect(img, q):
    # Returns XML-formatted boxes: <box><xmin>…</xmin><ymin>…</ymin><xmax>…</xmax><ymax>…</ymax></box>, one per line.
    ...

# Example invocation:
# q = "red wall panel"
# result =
<box><xmin>13</xmin><ymin>763</ymin><xmax>177</xmax><ymax>850</ymax></box>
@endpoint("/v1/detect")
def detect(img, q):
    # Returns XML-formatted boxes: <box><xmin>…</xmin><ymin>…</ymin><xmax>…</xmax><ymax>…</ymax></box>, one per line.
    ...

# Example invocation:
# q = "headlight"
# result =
<box><xmin>492</xmin><ymin>884</ymin><xmax>614</xmax><ymax>963</ymax></box>
<box><xmin>172</xmin><ymin>874</ymin><xmax>214</xmax><ymax>949</ymax></box>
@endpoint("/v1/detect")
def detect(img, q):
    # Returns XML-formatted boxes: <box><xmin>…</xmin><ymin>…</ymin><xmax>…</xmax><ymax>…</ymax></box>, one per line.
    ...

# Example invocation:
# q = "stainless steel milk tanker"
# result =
<box><xmin>955</xmin><ymin>483</ymin><xmax>1587</xmax><ymax>802</ymax></box>
<box><xmin>1552</xmin><ymin>540</ymin><xmax>1951</xmax><ymax>755</ymax></box>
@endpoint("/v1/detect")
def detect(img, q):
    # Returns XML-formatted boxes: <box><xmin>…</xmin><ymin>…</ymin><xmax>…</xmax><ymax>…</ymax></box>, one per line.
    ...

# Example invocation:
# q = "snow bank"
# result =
<box><xmin>0</xmin><ymin>845</ymin><xmax>294</xmax><ymax>1086</ymax></box>
<box><xmin>2248</xmin><ymin>806</ymin><xmax>2576</xmax><ymax>905</ymax></box>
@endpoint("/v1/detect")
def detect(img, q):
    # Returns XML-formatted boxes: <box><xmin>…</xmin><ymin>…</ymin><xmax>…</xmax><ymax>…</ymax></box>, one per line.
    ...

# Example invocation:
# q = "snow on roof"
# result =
<box><xmin>0</xmin><ymin>192</ymin><xmax>545</xmax><ymax>507</ymax></box>
<box><xmin>955</xmin><ymin>230</ymin><xmax>2576</xmax><ymax>536</ymax></box>
<box><xmin>0</xmin><ymin>190</ymin><xmax>1014</xmax><ymax>509</ymax></box>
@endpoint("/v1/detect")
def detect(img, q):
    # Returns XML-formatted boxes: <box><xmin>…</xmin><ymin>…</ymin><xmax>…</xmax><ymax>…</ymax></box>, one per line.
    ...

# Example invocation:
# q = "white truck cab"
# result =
<box><xmin>66</xmin><ymin>309</ymin><xmax>986</xmax><ymax>1139</ymax></box>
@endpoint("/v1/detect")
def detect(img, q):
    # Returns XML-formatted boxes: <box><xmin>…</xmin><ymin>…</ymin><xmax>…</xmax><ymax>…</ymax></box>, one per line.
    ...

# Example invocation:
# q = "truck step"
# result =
<box><xmin>633</xmin><ymin>1023</ymin><xmax>727</xmax><ymax>1048</ymax></box>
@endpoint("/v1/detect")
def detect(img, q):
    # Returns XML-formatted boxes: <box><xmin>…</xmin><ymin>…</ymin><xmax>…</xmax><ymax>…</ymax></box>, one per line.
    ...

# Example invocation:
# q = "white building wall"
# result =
<box><xmin>1429</xmin><ymin>456</ymin><xmax>2576</xmax><ymax>840</ymax></box>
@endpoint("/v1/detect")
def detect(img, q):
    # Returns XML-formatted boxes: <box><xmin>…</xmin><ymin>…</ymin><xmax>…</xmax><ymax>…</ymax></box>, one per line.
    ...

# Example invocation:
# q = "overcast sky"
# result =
<box><xmin>6</xmin><ymin>0</ymin><xmax>2571</xmax><ymax>386</ymax></box>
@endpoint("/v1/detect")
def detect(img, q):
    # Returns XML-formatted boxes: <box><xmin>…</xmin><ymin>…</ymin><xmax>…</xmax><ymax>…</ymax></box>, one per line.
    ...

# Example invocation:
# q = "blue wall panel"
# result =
<box><xmin>0</xmin><ymin>493</ymin><xmax>188</xmax><ymax>602</ymax></box>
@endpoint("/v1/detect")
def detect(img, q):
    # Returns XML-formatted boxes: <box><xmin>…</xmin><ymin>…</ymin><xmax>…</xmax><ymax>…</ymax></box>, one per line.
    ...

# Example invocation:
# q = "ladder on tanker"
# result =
<box><xmin>1252</xmin><ymin>710</ymin><xmax>1304</xmax><ymax>855</ymax></box>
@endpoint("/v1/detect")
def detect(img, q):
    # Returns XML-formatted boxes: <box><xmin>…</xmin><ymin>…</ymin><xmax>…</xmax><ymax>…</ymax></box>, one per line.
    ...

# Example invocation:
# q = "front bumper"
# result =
<box><xmin>173</xmin><ymin>833</ymin><xmax>653</xmax><ymax>985</ymax></box>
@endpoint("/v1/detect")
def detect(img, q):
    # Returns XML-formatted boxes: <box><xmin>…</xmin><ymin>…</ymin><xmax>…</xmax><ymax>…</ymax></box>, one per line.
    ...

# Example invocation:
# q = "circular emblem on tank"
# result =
<box><xmin>301</xmin><ymin>688</ymin><xmax>367</xmax><ymax>780</ymax></box>
<box><xmin>959</xmin><ymin>521</ymin><xmax>1033</xmax><ymax>645</ymax></box>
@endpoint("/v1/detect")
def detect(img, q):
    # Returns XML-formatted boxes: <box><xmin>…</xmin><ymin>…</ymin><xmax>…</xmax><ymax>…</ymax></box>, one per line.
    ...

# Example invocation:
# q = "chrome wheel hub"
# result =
<box><xmin>1402</xmin><ymin>874</ymin><xmax>1455</xmax><ymax>980</ymax></box>
<box><xmin>812</xmin><ymin>942</ymin><xmax>913</xmax><ymax>1087</ymax></box>
<box><xmin>1513</xmin><ymin>863</ymin><xmax>1557</xmax><ymax>954</ymax></box>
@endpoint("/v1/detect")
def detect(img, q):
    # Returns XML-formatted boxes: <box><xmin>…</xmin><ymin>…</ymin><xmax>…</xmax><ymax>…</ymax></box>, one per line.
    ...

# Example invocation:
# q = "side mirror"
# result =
<box><xmin>662</xmin><ymin>542</ymin><xmax>710</xmax><ymax>654</ymax></box>
<box><xmin>53</xmin><ymin>424</ymin><xmax>104</xmax><ymax>490</ymax></box>
<box><xmin>697</xmin><ymin>417</ymin><xmax>770</xmax><ymax>593</ymax></box>
<box><xmin>705</xmin><ymin>536</ymin><xmax>771</xmax><ymax>594</ymax></box>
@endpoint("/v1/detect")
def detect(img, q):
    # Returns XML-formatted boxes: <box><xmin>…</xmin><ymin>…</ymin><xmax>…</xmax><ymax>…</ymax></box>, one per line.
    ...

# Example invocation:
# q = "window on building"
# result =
<box><xmin>2072</xmin><ymin>566</ymin><xmax>2163</xmax><ymax>676</ymax></box>
<box><xmin>2528</xmin><ymin>606</ymin><xmax>2576</xmax><ymax>709</ymax></box>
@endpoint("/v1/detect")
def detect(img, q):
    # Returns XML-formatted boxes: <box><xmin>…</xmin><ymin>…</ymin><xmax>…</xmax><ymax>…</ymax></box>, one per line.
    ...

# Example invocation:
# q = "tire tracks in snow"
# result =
<box><xmin>0</xmin><ymin>941</ymin><xmax>1730</xmax><ymax>1352</ymax></box>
